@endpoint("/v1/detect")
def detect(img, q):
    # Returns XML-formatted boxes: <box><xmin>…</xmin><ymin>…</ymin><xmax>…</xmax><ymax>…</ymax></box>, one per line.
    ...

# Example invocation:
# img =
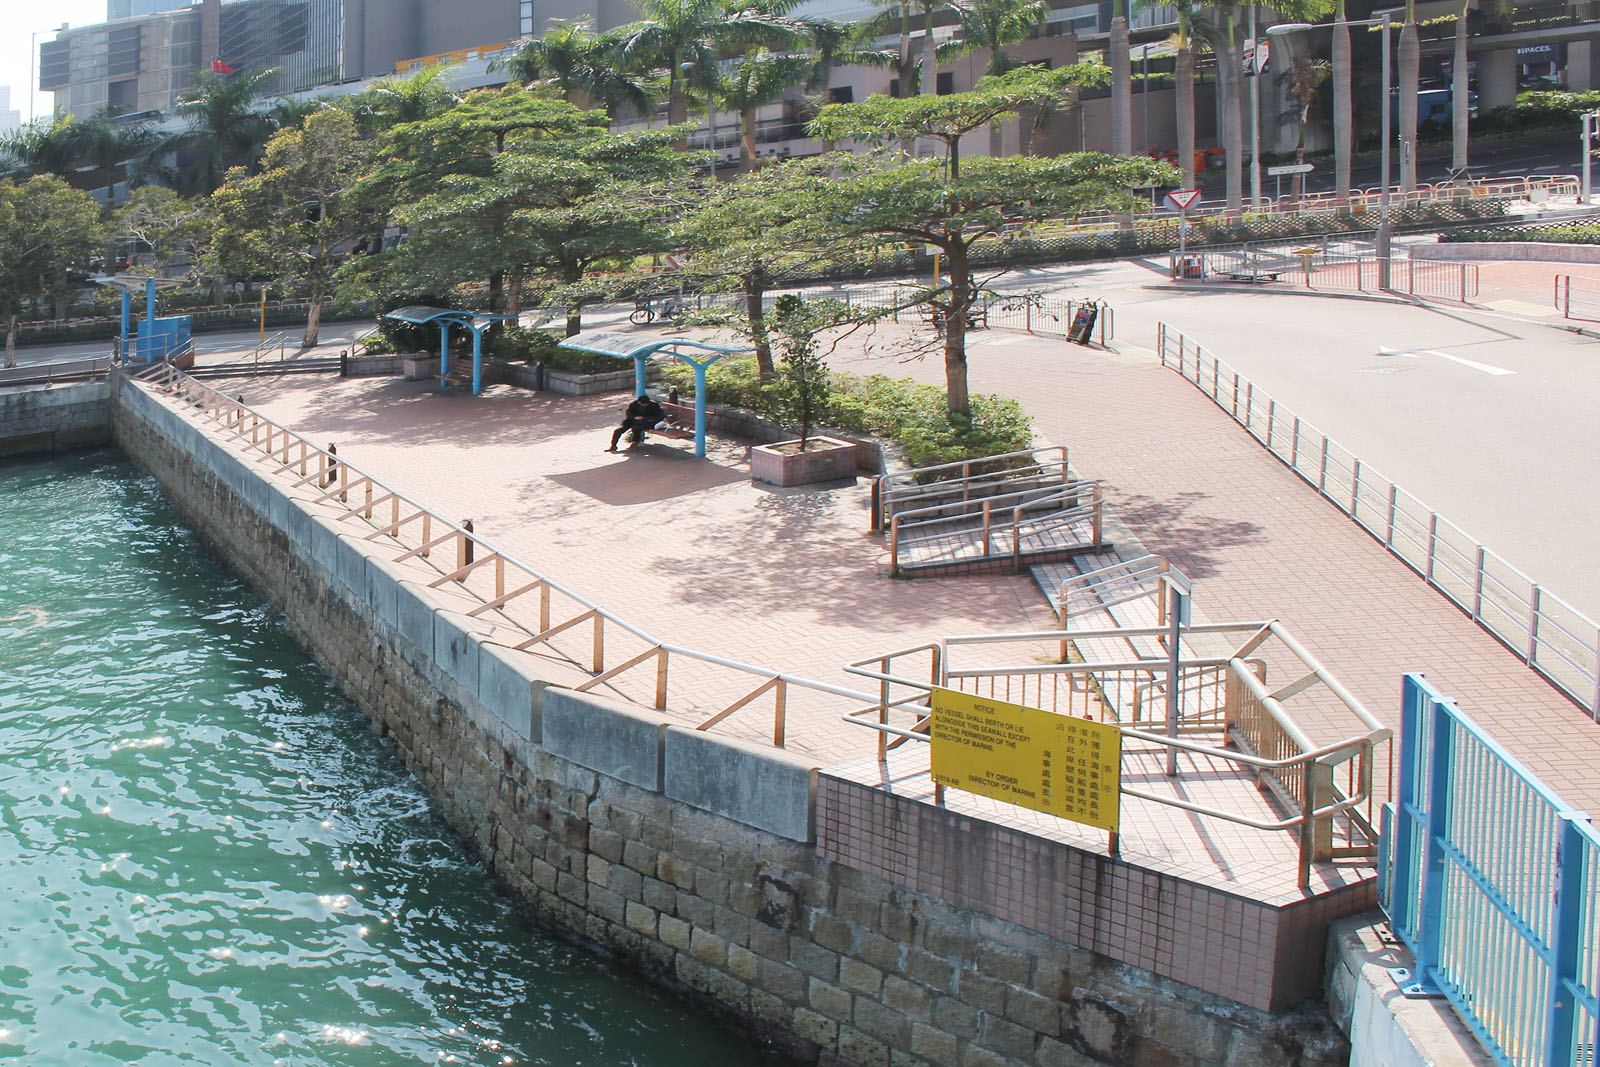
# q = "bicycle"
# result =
<box><xmin>629</xmin><ymin>297</ymin><xmax>685</xmax><ymax>325</ymax></box>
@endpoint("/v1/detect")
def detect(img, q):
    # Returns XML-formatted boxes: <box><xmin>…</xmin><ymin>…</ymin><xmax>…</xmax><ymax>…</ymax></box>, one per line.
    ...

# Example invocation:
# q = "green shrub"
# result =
<box><xmin>1441</xmin><ymin>224</ymin><xmax>1600</xmax><ymax>244</ymax></box>
<box><xmin>488</xmin><ymin>324</ymin><xmax>564</xmax><ymax>364</ymax></box>
<box><xmin>656</xmin><ymin>359</ymin><xmax>1033</xmax><ymax>467</ymax></box>
<box><xmin>1476</xmin><ymin>90</ymin><xmax>1600</xmax><ymax>135</ymax></box>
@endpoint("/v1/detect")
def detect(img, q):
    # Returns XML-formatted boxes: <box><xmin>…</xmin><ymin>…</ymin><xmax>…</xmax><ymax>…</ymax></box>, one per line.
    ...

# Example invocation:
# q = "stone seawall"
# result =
<box><xmin>110</xmin><ymin>378</ymin><xmax>1349</xmax><ymax>1067</ymax></box>
<box><xmin>0</xmin><ymin>381</ymin><xmax>113</xmax><ymax>458</ymax></box>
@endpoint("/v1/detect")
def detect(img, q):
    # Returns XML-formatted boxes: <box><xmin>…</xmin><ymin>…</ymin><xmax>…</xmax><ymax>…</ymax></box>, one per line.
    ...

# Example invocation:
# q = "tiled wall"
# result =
<box><xmin>817</xmin><ymin>773</ymin><xmax>1377</xmax><ymax>1011</ymax></box>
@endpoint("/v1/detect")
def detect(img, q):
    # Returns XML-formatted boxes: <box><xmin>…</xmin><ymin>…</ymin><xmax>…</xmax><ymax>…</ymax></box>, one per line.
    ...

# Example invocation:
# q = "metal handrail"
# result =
<box><xmin>886</xmin><ymin>481</ymin><xmax>1103</xmax><ymax>573</ymax></box>
<box><xmin>0</xmin><ymin>355</ymin><xmax>115</xmax><ymax>387</ymax></box>
<box><xmin>871</xmin><ymin>445</ymin><xmax>1070</xmax><ymax>531</ymax></box>
<box><xmin>843</xmin><ymin>616</ymin><xmax>1390</xmax><ymax>887</ymax></box>
<box><xmin>132</xmin><ymin>363</ymin><xmax>925</xmax><ymax>750</ymax></box>
<box><xmin>1157</xmin><ymin>322</ymin><xmax>1600</xmax><ymax>718</ymax></box>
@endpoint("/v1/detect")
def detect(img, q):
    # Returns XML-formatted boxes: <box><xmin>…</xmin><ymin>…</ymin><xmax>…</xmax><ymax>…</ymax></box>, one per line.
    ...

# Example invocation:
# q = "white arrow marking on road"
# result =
<box><xmin>1378</xmin><ymin>345</ymin><xmax>1514</xmax><ymax>376</ymax></box>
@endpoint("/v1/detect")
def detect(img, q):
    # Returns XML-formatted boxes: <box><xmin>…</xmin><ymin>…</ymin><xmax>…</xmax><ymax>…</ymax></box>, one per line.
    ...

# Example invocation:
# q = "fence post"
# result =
<box><xmin>1157</xmin><ymin>322</ymin><xmax>1165</xmax><ymax>364</ymax></box>
<box><xmin>1389</xmin><ymin>674</ymin><xmax>1426</xmax><ymax>943</ymax></box>
<box><xmin>1426</xmin><ymin>514</ymin><xmax>1438</xmax><ymax>583</ymax></box>
<box><xmin>1545</xmin><ymin>812</ymin><xmax>1588</xmax><ymax>1065</ymax></box>
<box><xmin>1266</xmin><ymin>399</ymin><xmax>1276</xmax><ymax>450</ymax></box>
<box><xmin>1408</xmin><ymin>685</ymin><xmax>1454</xmax><ymax>994</ymax></box>
<box><xmin>1291</xmin><ymin>417</ymin><xmax>1300</xmax><ymax>469</ymax></box>
<box><xmin>1527</xmin><ymin>586</ymin><xmax>1542</xmax><ymax>664</ymax></box>
<box><xmin>1318</xmin><ymin>438</ymin><xmax>1330</xmax><ymax>494</ymax></box>
<box><xmin>1351</xmin><ymin>459</ymin><xmax>1362</xmax><ymax>516</ymax></box>
<box><xmin>1386</xmin><ymin>483</ymin><xmax>1398</xmax><ymax>546</ymax></box>
<box><xmin>1472</xmin><ymin>546</ymin><xmax>1486</xmax><ymax>620</ymax></box>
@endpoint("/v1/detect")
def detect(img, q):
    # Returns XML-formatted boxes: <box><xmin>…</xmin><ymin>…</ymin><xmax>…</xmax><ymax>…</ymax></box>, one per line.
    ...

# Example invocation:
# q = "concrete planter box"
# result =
<box><xmin>544</xmin><ymin>367</ymin><xmax>635</xmax><ymax>396</ymax></box>
<box><xmin>750</xmin><ymin>436</ymin><xmax>858</xmax><ymax>487</ymax></box>
<box><xmin>401</xmin><ymin>357</ymin><xmax>434</xmax><ymax>380</ymax></box>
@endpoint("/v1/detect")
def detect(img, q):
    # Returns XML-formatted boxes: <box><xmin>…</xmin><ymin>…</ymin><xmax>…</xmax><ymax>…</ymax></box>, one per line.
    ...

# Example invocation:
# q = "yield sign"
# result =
<box><xmin>1164</xmin><ymin>188</ymin><xmax>1203</xmax><ymax>210</ymax></box>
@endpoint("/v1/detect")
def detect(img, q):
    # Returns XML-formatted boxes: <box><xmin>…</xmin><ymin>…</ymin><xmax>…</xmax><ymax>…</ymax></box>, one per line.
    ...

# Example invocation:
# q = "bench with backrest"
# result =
<box><xmin>625</xmin><ymin>400</ymin><xmax>695</xmax><ymax>444</ymax></box>
<box><xmin>919</xmin><ymin>302</ymin><xmax>988</xmax><ymax>332</ymax></box>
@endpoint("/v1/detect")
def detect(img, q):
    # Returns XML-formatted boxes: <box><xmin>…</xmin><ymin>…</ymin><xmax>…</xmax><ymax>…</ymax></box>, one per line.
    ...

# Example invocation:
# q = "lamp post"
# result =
<box><xmin>1249</xmin><ymin>5</ymin><xmax>1261</xmax><ymax>210</ymax></box>
<box><xmin>1583</xmin><ymin>110</ymin><xmax>1599</xmax><ymax>206</ymax></box>
<box><xmin>1268</xmin><ymin>14</ymin><xmax>1394</xmax><ymax>288</ymax></box>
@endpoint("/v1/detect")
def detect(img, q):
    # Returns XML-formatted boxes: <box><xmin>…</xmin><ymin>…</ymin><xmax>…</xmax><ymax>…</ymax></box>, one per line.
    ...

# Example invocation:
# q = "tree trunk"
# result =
<box><xmin>741</xmin><ymin>107</ymin><xmax>757</xmax><ymax>172</ymax></box>
<box><xmin>669</xmin><ymin>49</ymin><xmax>689</xmax><ymax>151</ymax></box>
<box><xmin>507</xmin><ymin>273</ymin><xmax>524</xmax><ymax>317</ymax></box>
<box><xmin>1399</xmin><ymin>19</ymin><xmax>1420</xmax><ymax>193</ymax></box>
<box><xmin>489</xmin><ymin>269</ymin><xmax>504</xmax><ymax>315</ymax></box>
<box><xmin>922</xmin><ymin>3</ymin><xmax>937</xmax><ymax>95</ymax></box>
<box><xmin>1451</xmin><ymin>2</ymin><xmax>1469</xmax><ymax>175</ymax></box>
<box><xmin>1332</xmin><ymin>16</ymin><xmax>1352</xmax><ymax>201</ymax></box>
<box><xmin>941</xmin><ymin>241</ymin><xmax>971</xmax><ymax>418</ymax></box>
<box><xmin>745</xmin><ymin>275</ymin><xmax>774</xmax><ymax>378</ymax></box>
<box><xmin>1110</xmin><ymin>15</ymin><xmax>1131</xmax><ymax>156</ymax></box>
<box><xmin>1218</xmin><ymin>19</ymin><xmax>1244</xmax><ymax>214</ymax></box>
<box><xmin>1176</xmin><ymin>43</ymin><xmax>1196</xmax><ymax>188</ymax></box>
<box><xmin>302</xmin><ymin>277</ymin><xmax>324</xmax><ymax>349</ymax></box>
<box><xmin>4</xmin><ymin>314</ymin><xmax>15</xmax><ymax>369</ymax></box>
<box><xmin>564</xmin><ymin>263</ymin><xmax>584</xmax><ymax>336</ymax></box>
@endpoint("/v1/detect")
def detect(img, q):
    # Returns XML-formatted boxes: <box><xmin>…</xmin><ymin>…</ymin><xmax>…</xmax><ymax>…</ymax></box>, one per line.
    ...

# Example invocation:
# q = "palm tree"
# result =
<box><xmin>347</xmin><ymin>68</ymin><xmax>460</xmax><ymax>135</ymax></box>
<box><xmin>1399</xmin><ymin>0</ymin><xmax>1419</xmax><ymax>192</ymax></box>
<box><xmin>615</xmin><ymin>0</ymin><xmax>805</xmax><ymax>142</ymax></box>
<box><xmin>1110</xmin><ymin>0</ymin><xmax>1131</xmax><ymax>156</ymax></box>
<box><xmin>916</xmin><ymin>0</ymin><xmax>955</xmax><ymax>99</ymax></box>
<box><xmin>859</xmin><ymin>0</ymin><xmax>922</xmax><ymax>95</ymax></box>
<box><xmin>0</xmin><ymin>116</ymin><xmax>87</xmax><ymax>181</ymax></box>
<box><xmin>72</xmin><ymin>110</ymin><xmax>159</xmax><ymax>218</ymax></box>
<box><xmin>1190</xmin><ymin>6</ymin><xmax>1244</xmax><ymax>212</ymax></box>
<box><xmin>941</xmin><ymin>0</ymin><xmax>1049</xmax><ymax>154</ymax></box>
<box><xmin>1287</xmin><ymin>55</ymin><xmax>1330</xmax><ymax>199</ymax></box>
<box><xmin>497</xmin><ymin>19</ymin><xmax>654</xmax><ymax>119</ymax></box>
<box><xmin>1451</xmin><ymin>0</ymin><xmax>1468</xmax><ymax>176</ymax></box>
<box><xmin>1175</xmin><ymin>7</ymin><xmax>1197</xmax><ymax>188</ymax></box>
<box><xmin>717</xmin><ymin>49</ymin><xmax>813</xmax><ymax>169</ymax></box>
<box><xmin>1331</xmin><ymin>0</ymin><xmax>1352</xmax><ymax>200</ymax></box>
<box><xmin>165</xmin><ymin>68</ymin><xmax>280</xmax><ymax>195</ymax></box>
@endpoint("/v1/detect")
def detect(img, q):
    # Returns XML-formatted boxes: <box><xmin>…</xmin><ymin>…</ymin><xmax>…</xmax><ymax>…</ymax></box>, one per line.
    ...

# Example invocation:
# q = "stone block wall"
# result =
<box><xmin>110</xmin><ymin>379</ymin><xmax>1350</xmax><ymax>1067</ymax></box>
<box><xmin>0</xmin><ymin>381</ymin><xmax>113</xmax><ymax>457</ymax></box>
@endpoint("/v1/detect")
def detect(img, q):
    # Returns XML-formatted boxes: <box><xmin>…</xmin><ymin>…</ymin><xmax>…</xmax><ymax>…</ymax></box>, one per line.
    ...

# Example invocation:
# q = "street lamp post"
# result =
<box><xmin>1250</xmin><ymin>5</ymin><xmax>1261</xmax><ymax>210</ymax></box>
<box><xmin>1583</xmin><ymin>111</ymin><xmax>1599</xmax><ymax>205</ymax></box>
<box><xmin>1268</xmin><ymin>14</ymin><xmax>1394</xmax><ymax>288</ymax></box>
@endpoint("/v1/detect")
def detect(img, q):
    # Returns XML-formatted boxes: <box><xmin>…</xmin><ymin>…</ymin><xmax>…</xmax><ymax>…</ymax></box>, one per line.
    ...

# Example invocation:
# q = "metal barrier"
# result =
<box><xmin>1157</xmin><ymin>323</ymin><xmax>1600</xmax><ymax>718</ymax></box>
<box><xmin>1171</xmin><ymin>242</ymin><xmax>1479</xmax><ymax>302</ymax></box>
<box><xmin>1554</xmin><ymin>275</ymin><xmax>1600</xmax><ymax>322</ymax></box>
<box><xmin>1383</xmin><ymin>673</ymin><xmax>1600</xmax><ymax>1067</ymax></box>
<box><xmin>885</xmin><ymin>480</ymin><xmax>1104</xmax><ymax>574</ymax></box>
<box><xmin>844</xmin><ymin>614</ymin><xmax>1390</xmax><ymax>888</ymax></box>
<box><xmin>133</xmin><ymin>363</ymin><xmax>926</xmax><ymax>750</ymax></box>
<box><xmin>870</xmin><ymin>445</ymin><xmax>1071</xmax><ymax>531</ymax></box>
<box><xmin>0</xmin><ymin>355</ymin><xmax>115</xmax><ymax>387</ymax></box>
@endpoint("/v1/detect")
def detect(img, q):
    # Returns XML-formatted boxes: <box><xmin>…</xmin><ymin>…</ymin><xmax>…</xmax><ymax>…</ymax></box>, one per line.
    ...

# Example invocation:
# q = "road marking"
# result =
<box><xmin>1378</xmin><ymin>345</ymin><xmax>1514</xmax><ymax>376</ymax></box>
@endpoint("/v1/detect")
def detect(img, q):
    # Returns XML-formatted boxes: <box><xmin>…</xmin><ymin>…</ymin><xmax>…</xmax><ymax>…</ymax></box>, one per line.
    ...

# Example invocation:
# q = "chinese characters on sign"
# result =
<box><xmin>928</xmin><ymin>686</ymin><xmax>1121</xmax><ymax>833</ymax></box>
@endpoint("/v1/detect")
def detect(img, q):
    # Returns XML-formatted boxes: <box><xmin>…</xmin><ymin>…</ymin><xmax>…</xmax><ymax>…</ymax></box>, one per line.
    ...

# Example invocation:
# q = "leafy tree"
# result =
<box><xmin>807</xmin><ymin>151</ymin><xmax>1172</xmax><ymax>415</ymax></box>
<box><xmin>0</xmin><ymin>177</ymin><xmax>104</xmax><ymax>367</ymax></box>
<box><xmin>768</xmin><ymin>294</ymin><xmax>836</xmax><ymax>449</ymax></box>
<box><xmin>497</xmin><ymin>19</ymin><xmax>654</xmax><ymax>120</ymax></box>
<box><xmin>116</xmin><ymin>186</ymin><xmax>212</xmax><ymax>281</ymax></box>
<box><xmin>939</xmin><ymin>0</ymin><xmax>1049</xmax><ymax>155</ymax></box>
<box><xmin>208</xmin><ymin>108</ymin><xmax>375</xmax><ymax>347</ymax></box>
<box><xmin>71</xmin><ymin>111</ymin><xmax>160</xmax><ymax>217</ymax></box>
<box><xmin>0</xmin><ymin>117</ymin><xmax>86</xmax><ymax>181</ymax></box>
<box><xmin>858</xmin><ymin>0</ymin><xmax>923</xmax><ymax>96</ymax></box>
<box><xmin>671</xmin><ymin>158</ymin><xmax>852</xmax><ymax>376</ymax></box>
<box><xmin>809</xmin><ymin>64</ymin><xmax>1103</xmax><ymax>179</ymax></box>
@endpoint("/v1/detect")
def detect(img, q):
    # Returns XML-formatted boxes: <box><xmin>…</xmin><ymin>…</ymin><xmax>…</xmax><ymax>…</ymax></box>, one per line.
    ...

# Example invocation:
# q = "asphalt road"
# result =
<box><xmin>6</xmin><ymin>319</ymin><xmax>375</xmax><ymax>368</ymax></box>
<box><xmin>1002</xmin><ymin>256</ymin><xmax>1600</xmax><ymax>622</ymax></box>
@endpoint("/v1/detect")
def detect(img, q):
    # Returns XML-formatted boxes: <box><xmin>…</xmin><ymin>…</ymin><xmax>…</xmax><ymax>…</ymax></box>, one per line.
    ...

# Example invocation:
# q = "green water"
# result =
<box><xmin>0</xmin><ymin>450</ymin><xmax>784</xmax><ymax>1067</ymax></box>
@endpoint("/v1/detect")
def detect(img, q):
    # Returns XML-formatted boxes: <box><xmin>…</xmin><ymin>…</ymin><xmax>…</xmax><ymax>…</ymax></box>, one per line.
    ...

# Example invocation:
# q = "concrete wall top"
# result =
<box><xmin>543</xmin><ymin>687</ymin><xmax>669</xmax><ymax>792</ymax></box>
<box><xmin>664</xmin><ymin>726</ymin><xmax>819</xmax><ymax>844</ymax></box>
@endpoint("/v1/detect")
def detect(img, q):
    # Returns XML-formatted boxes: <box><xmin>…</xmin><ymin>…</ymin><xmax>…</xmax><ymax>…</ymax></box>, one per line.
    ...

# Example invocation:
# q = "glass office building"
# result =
<box><xmin>218</xmin><ymin>0</ymin><xmax>345</xmax><ymax>94</ymax></box>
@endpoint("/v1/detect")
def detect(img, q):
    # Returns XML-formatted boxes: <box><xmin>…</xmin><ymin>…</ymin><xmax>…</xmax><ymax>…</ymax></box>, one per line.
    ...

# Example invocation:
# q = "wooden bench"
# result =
<box><xmin>626</xmin><ymin>400</ymin><xmax>695</xmax><ymax>443</ymax></box>
<box><xmin>918</xmin><ymin>303</ymin><xmax>988</xmax><ymax>332</ymax></box>
<box><xmin>439</xmin><ymin>367</ymin><xmax>473</xmax><ymax>385</ymax></box>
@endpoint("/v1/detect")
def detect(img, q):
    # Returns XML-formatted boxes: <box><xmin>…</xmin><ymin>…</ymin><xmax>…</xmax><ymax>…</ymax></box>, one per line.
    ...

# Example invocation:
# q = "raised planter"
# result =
<box><xmin>401</xmin><ymin>356</ymin><xmax>433</xmax><ymax>380</ymax></box>
<box><xmin>544</xmin><ymin>366</ymin><xmax>635</xmax><ymax>396</ymax></box>
<box><xmin>750</xmin><ymin>436</ymin><xmax>859</xmax><ymax>487</ymax></box>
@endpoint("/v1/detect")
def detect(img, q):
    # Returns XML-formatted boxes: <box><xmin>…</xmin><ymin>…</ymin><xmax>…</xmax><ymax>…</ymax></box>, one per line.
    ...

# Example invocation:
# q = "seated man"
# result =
<box><xmin>607</xmin><ymin>392</ymin><xmax>666</xmax><ymax>452</ymax></box>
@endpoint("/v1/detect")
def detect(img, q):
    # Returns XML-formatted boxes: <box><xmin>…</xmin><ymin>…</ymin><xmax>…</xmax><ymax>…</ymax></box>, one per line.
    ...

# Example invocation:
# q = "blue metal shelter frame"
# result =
<box><xmin>384</xmin><ymin>306</ymin><xmax>518</xmax><ymax>396</ymax></box>
<box><xmin>91</xmin><ymin>274</ymin><xmax>186</xmax><ymax>363</ymax></box>
<box><xmin>558</xmin><ymin>330</ymin><xmax>751</xmax><ymax>458</ymax></box>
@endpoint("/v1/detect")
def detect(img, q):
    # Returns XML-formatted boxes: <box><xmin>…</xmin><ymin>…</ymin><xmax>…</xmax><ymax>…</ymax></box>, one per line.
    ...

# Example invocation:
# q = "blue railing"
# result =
<box><xmin>1383</xmin><ymin>674</ymin><xmax>1600</xmax><ymax>1067</ymax></box>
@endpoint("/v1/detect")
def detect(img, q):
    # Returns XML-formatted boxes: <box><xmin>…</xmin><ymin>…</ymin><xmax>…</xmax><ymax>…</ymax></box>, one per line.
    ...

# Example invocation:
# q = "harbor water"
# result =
<box><xmin>0</xmin><ymin>450</ymin><xmax>784</xmax><ymax>1066</ymax></box>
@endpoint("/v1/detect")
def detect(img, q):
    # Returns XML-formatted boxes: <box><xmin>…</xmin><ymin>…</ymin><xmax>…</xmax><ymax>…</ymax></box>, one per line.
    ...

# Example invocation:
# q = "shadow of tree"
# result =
<box><xmin>1105</xmin><ymin>490</ymin><xmax>1265</xmax><ymax>581</ymax></box>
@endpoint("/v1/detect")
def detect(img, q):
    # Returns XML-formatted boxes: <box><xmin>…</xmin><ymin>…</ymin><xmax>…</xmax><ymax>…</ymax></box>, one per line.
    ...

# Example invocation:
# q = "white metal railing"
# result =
<box><xmin>1554</xmin><ymin>274</ymin><xmax>1600</xmax><ymax>322</ymax></box>
<box><xmin>844</xmin><ymin>617</ymin><xmax>1391</xmax><ymax>888</ymax></box>
<box><xmin>1158</xmin><ymin>323</ymin><xmax>1600</xmax><ymax>718</ymax></box>
<box><xmin>885</xmin><ymin>480</ymin><xmax>1104</xmax><ymax>574</ymax></box>
<box><xmin>870</xmin><ymin>445</ymin><xmax>1070</xmax><ymax>531</ymax></box>
<box><xmin>0</xmin><ymin>355</ymin><xmax>115</xmax><ymax>386</ymax></box>
<box><xmin>132</xmin><ymin>363</ymin><xmax>936</xmax><ymax>750</ymax></box>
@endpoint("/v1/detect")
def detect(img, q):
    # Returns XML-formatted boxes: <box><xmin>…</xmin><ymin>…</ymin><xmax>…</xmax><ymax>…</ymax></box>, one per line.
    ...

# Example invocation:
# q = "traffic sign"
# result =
<box><xmin>1266</xmin><ymin>163</ymin><xmax>1315</xmax><ymax>176</ymax></box>
<box><xmin>1164</xmin><ymin>188</ymin><xmax>1203</xmax><ymax>210</ymax></box>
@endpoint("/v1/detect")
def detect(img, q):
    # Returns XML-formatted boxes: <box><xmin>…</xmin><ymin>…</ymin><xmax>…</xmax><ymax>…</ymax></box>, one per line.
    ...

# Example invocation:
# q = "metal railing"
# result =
<box><xmin>132</xmin><ymin>363</ymin><xmax>929</xmax><ymax>751</ymax></box>
<box><xmin>844</xmin><ymin>616</ymin><xmax>1390</xmax><ymax>888</ymax></box>
<box><xmin>1554</xmin><ymin>275</ymin><xmax>1600</xmax><ymax>322</ymax></box>
<box><xmin>1157</xmin><ymin>323</ymin><xmax>1600</xmax><ymax>718</ymax></box>
<box><xmin>1383</xmin><ymin>673</ymin><xmax>1600</xmax><ymax>1067</ymax></box>
<box><xmin>885</xmin><ymin>480</ymin><xmax>1104</xmax><ymax>574</ymax></box>
<box><xmin>870</xmin><ymin>445</ymin><xmax>1071</xmax><ymax>531</ymax></box>
<box><xmin>1172</xmin><ymin>241</ymin><xmax>1480</xmax><ymax>302</ymax></box>
<box><xmin>0</xmin><ymin>356</ymin><xmax>115</xmax><ymax>387</ymax></box>
<box><xmin>252</xmin><ymin>332</ymin><xmax>291</xmax><ymax>370</ymax></box>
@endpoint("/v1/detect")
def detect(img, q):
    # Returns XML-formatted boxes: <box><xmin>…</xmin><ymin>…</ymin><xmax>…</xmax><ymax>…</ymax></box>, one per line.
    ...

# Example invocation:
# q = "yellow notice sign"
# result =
<box><xmin>928</xmin><ymin>687</ymin><xmax>1121</xmax><ymax>833</ymax></box>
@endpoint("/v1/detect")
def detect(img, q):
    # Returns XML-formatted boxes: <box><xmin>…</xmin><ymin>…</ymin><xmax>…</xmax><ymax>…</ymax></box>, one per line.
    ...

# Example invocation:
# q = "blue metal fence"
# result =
<box><xmin>1383</xmin><ymin>674</ymin><xmax>1600</xmax><ymax>1067</ymax></box>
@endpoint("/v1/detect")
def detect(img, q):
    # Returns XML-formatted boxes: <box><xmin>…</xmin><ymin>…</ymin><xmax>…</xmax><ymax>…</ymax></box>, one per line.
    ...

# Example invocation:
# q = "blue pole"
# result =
<box><xmin>692</xmin><ymin>363</ymin><xmax>710</xmax><ymax>458</ymax></box>
<box><xmin>144</xmin><ymin>277</ymin><xmax>158</xmax><ymax>363</ymax></box>
<box><xmin>1544</xmin><ymin>813</ymin><xmax>1588</xmax><ymax>1064</ymax></box>
<box><xmin>1413</xmin><ymin>687</ymin><xmax>1454</xmax><ymax>994</ymax></box>
<box><xmin>119</xmin><ymin>289</ymin><xmax>131</xmax><ymax>361</ymax></box>
<box><xmin>471</xmin><ymin>324</ymin><xmax>484</xmax><ymax>396</ymax></box>
<box><xmin>1390</xmin><ymin>674</ymin><xmax>1425</xmax><ymax>941</ymax></box>
<box><xmin>634</xmin><ymin>354</ymin><xmax>648</xmax><ymax>397</ymax></box>
<box><xmin>440</xmin><ymin>323</ymin><xmax>451</xmax><ymax>380</ymax></box>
